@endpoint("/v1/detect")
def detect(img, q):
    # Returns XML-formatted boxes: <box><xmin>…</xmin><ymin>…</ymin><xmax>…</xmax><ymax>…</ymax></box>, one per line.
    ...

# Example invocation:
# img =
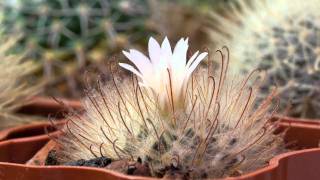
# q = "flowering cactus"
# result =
<box><xmin>57</xmin><ymin>37</ymin><xmax>284</xmax><ymax>179</ymax></box>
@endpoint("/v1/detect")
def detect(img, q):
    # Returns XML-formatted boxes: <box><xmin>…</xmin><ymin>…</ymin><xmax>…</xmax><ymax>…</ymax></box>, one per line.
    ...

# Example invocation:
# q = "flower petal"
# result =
<box><xmin>122</xmin><ymin>50</ymin><xmax>152</xmax><ymax>76</ymax></box>
<box><xmin>161</xmin><ymin>36</ymin><xmax>172</xmax><ymax>58</ymax></box>
<box><xmin>148</xmin><ymin>37</ymin><xmax>161</xmax><ymax>65</ymax></box>
<box><xmin>170</xmin><ymin>38</ymin><xmax>189</xmax><ymax>86</ymax></box>
<box><xmin>118</xmin><ymin>63</ymin><xmax>143</xmax><ymax>79</ymax></box>
<box><xmin>186</xmin><ymin>52</ymin><xmax>208</xmax><ymax>78</ymax></box>
<box><xmin>172</xmin><ymin>38</ymin><xmax>189</xmax><ymax>68</ymax></box>
<box><xmin>186</xmin><ymin>51</ymin><xmax>199</xmax><ymax>68</ymax></box>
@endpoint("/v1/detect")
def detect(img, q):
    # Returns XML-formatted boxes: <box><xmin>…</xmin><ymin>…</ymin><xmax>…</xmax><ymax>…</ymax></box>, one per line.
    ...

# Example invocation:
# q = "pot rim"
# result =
<box><xmin>0</xmin><ymin>147</ymin><xmax>319</xmax><ymax>180</ymax></box>
<box><xmin>1</xmin><ymin>115</ymin><xmax>319</xmax><ymax>179</ymax></box>
<box><xmin>222</xmin><ymin>147</ymin><xmax>320</xmax><ymax>180</ymax></box>
<box><xmin>0</xmin><ymin>121</ymin><xmax>64</xmax><ymax>142</ymax></box>
<box><xmin>0</xmin><ymin>130</ymin><xmax>60</xmax><ymax>147</ymax></box>
<box><xmin>25</xmin><ymin>96</ymin><xmax>82</xmax><ymax>109</ymax></box>
<box><xmin>275</xmin><ymin>115</ymin><xmax>320</xmax><ymax>125</ymax></box>
<box><xmin>0</xmin><ymin>160</ymin><xmax>155</xmax><ymax>180</ymax></box>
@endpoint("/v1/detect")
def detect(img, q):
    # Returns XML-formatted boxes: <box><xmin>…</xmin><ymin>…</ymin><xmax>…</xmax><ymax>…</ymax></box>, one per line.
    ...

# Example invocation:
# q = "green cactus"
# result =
<box><xmin>209</xmin><ymin>0</ymin><xmax>320</xmax><ymax>119</ymax></box>
<box><xmin>0</xmin><ymin>0</ymin><xmax>153</xmax><ymax>97</ymax></box>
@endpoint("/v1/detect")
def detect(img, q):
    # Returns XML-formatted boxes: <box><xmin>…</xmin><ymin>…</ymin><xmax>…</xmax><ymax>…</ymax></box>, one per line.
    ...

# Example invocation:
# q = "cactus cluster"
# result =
<box><xmin>0</xmin><ymin>0</ymin><xmax>152</xmax><ymax>97</ymax></box>
<box><xmin>56</xmin><ymin>38</ymin><xmax>284</xmax><ymax>179</ymax></box>
<box><xmin>209</xmin><ymin>0</ymin><xmax>320</xmax><ymax>119</ymax></box>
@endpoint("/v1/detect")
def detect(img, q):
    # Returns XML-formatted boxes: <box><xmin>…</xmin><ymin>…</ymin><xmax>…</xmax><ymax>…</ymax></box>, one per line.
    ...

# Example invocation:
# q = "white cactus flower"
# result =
<box><xmin>119</xmin><ymin>37</ymin><xmax>208</xmax><ymax>111</ymax></box>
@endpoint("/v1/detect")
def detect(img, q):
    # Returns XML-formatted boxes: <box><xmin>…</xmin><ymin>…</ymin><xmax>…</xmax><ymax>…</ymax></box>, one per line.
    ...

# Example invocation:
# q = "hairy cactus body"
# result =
<box><xmin>57</xmin><ymin>39</ymin><xmax>284</xmax><ymax>179</ymax></box>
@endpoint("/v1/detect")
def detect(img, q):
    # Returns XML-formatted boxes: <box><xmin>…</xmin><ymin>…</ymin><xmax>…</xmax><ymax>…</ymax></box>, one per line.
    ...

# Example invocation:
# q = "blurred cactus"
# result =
<box><xmin>0</xmin><ymin>36</ymin><xmax>41</xmax><ymax>129</ymax></box>
<box><xmin>0</xmin><ymin>0</ymin><xmax>153</xmax><ymax>97</ymax></box>
<box><xmin>209</xmin><ymin>0</ymin><xmax>320</xmax><ymax>119</ymax></box>
<box><xmin>148</xmin><ymin>0</ymin><xmax>232</xmax><ymax>52</ymax></box>
<box><xmin>148</xmin><ymin>1</ymin><xmax>210</xmax><ymax>51</ymax></box>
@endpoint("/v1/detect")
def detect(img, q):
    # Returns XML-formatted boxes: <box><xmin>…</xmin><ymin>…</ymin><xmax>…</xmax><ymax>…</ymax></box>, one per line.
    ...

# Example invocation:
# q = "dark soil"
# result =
<box><xmin>45</xmin><ymin>150</ymin><xmax>60</xmax><ymax>165</ymax></box>
<box><xmin>64</xmin><ymin>156</ymin><xmax>112</xmax><ymax>168</ymax></box>
<box><xmin>45</xmin><ymin>151</ymin><xmax>155</xmax><ymax>177</ymax></box>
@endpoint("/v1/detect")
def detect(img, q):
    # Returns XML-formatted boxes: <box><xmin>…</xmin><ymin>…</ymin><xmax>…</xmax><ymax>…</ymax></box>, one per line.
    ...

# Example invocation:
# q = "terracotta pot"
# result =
<box><xmin>0</xmin><ymin>162</ymin><xmax>154</xmax><ymax>180</ymax></box>
<box><xmin>17</xmin><ymin>96</ymin><xmax>82</xmax><ymax>119</ymax></box>
<box><xmin>0</xmin><ymin>124</ymin><xmax>59</xmax><ymax>164</ymax></box>
<box><xmin>0</xmin><ymin>96</ymin><xmax>81</xmax><ymax>162</ymax></box>
<box><xmin>278</xmin><ymin>117</ymin><xmax>320</xmax><ymax>149</ymax></box>
<box><xmin>3</xmin><ymin>149</ymin><xmax>319</xmax><ymax>180</ymax></box>
<box><xmin>0</xmin><ymin>96</ymin><xmax>80</xmax><ymax>161</ymax></box>
<box><xmin>223</xmin><ymin>148</ymin><xmax>320</xmax><ymax>180</ymax></box>
<box><xmin>0</xmin><ymin>96</ymin><xmax>81</xmax><ymax>142</ymax></box>
<box><xmin>0</xmin><ymin>117</ymin><xmax>319</xmax><ymax>180</ymax></box>
<box><xmin>0</xmin><ymin>122</ymin><xmax>61</xmax><ymax>142</ymax></box>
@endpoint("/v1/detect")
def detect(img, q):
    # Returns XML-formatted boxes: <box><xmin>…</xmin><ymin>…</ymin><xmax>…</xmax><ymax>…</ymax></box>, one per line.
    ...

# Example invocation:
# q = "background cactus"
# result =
<box><xmin>0</xmin><ymin>35</ymin><xmax>42</xmax><ymax>129</ymax></box>
<box><xmin>209</xmin><ymin>0</ymin><xmax>320</xmax><ymax>119</ymax></box>
<box><xmin>0</xmin><ymin>0</ymin><xmax>153</xmax><ymax>97</ymax></box>
<box><xmin>148</xmin><ymin>0</ymin><xmax>232</xmax><ymax>51</ymax></box>
<box><xmin>0</xmin><ymin>0</ymin><xmax>234</xmax><ymax>98</ymax></box>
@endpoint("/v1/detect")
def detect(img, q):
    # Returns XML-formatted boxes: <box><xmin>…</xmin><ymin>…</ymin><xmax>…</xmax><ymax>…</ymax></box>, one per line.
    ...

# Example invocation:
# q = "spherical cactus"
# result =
<box><xmin>209</xmin><ymin>0</ymin><xmax>320</xmax><ymax>119</ymax></box>
<box><xmin>55</xmin><ymin>37</ymin><xmax>284</xmax><ymax>179</ymax></box>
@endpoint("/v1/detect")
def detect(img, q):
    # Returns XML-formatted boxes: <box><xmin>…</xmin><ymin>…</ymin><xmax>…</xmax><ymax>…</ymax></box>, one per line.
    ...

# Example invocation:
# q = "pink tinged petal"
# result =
<box><xmin>118</xmin><ymin>63</ymin><xmax>143</xmax><ymax>79</ymax></box>
<box><xmin>186</xmin><ymin>52</ymin><xmax>208</xmax><ymax>78</ymax></box>
<box><xmin>148</xmin><ymin>37</ymin><xmax>161</xmax><ymax>65</ymax></box>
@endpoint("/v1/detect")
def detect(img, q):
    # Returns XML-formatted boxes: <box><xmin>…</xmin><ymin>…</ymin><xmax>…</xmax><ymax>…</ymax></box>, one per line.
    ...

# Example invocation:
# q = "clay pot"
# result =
<box><xmin>0</xmin><ymin>162</ymin><xmax>154</xmax><ymax>180</ymax></box>
<box><xmin>0</xmin><ymin>124</ymin><xmax>58</xmax><ymax>164</ymax></box>
<box><xmin>0</xmin><ymin>96</ymin><xmax>81</xmax><ymax>163</ymax></box>
<box><xmin>0</xmin><ymin>117</ymin><xmax>319</xmax><ymax>180</ymax></box>
<box><xmin>224</xmin><ymin>148</ymin><xmax>320</xmax><ymax>180</ymax></box>
<box><xmin>0</xmin><ymin>96</ymin><xmax>81</xmax><ymax>142</ymax></box>
<box><xmin>0</xmin><ymin>96</ymin><xmax>80</xmax><ymax>163</ymax></box>
<box><xmin>17</xmin><ymin>96</ymin><xmax>82</xmax><ymax>119</ymax></box>
<box><xmin>277</xmin><ymin>116</ymin><xmax>320</xmax><ymax>149</ymax></box>
<box><xmin>0</xmin><ymin>148</ymin><xmax>319</xmax><ymax>180</ymax></box>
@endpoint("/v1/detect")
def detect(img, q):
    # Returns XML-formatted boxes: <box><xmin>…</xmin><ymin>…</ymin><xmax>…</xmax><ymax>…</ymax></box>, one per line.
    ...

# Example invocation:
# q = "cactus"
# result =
<box><xmin>148</xmin><ymin>0</ymin><xmax>234</xmax><ymax>52</ymax></box>
<box><xmin>0</xmin><ymin>35</ymin><xmax>41</xmax><ymax>129</ymax></box>
<box><xmin>56</xmin><ymin>38</ymin><xmax>284</xmax><ymax>179</ymax></box>
<box><xmin>209</xmin><ymin>0</ymin><xmax>320</xmax><ymax>119</ymax></box>
<box><xmin>0</xmin><ymin>0</ymin><xmax>152</xmax><ymax>97</ymax></box>
<box><xmin>148</xmin><ymin>1</ymin><xmax>212</xmax><ymax>51</ymax></box>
